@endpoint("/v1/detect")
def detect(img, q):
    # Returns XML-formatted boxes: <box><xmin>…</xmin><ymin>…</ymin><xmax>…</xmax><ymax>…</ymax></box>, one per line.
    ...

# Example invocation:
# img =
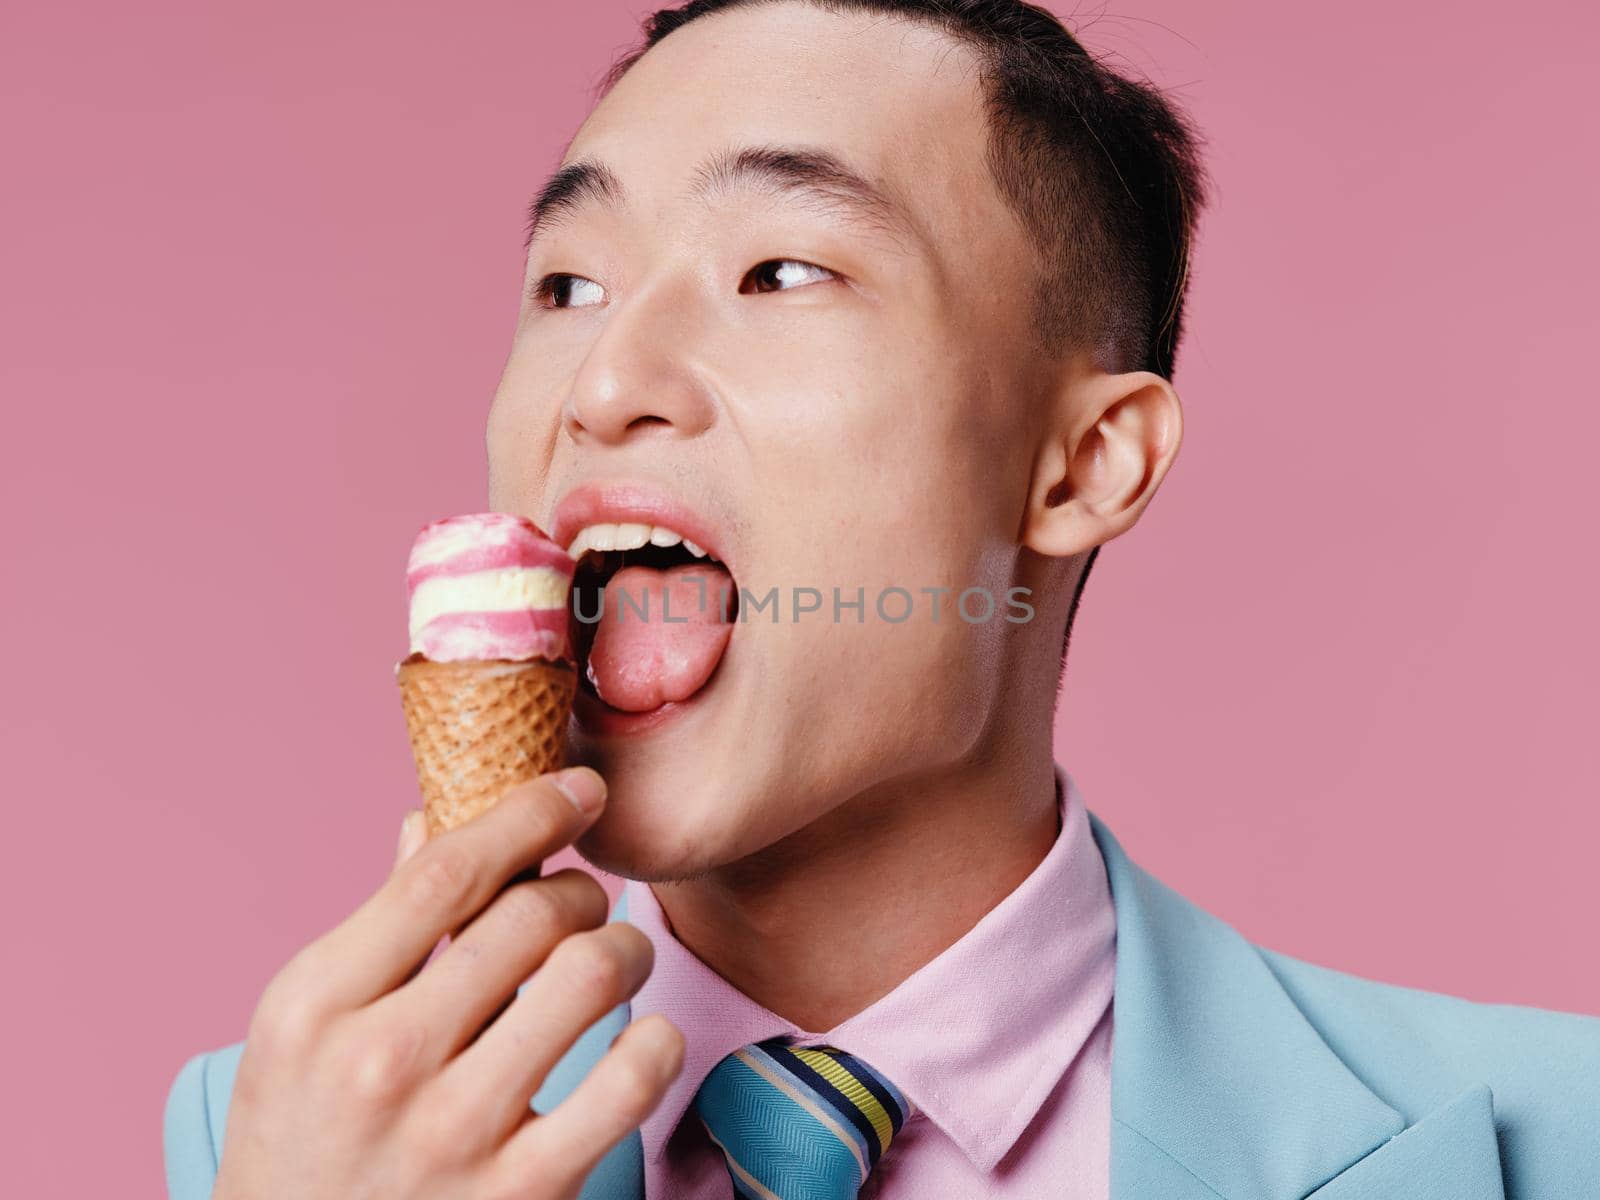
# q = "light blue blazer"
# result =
<box><xmin>166</xmin><ymin>813</ymin><xmax>1600</xmax><ymax>1198</ymax></box>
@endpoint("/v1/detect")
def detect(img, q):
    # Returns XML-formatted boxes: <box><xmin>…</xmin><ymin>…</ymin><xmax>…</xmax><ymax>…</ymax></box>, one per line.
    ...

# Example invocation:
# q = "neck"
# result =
<box><xmin>646</xmin><ymin>744</ymin><xmax>1062</xmax><ymax>1033</ymax></box>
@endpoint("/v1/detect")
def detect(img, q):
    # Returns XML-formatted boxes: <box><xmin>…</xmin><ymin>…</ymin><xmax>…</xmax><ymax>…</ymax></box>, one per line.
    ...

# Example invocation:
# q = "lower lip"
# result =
<box><xmin>571</xmin><ymin>687</ymin><xmax>701</xmax><ymax>736</ymax></box>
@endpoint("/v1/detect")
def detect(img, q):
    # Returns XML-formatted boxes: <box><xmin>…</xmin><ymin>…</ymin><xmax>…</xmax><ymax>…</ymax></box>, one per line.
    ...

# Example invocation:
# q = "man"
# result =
<box><xmin>164</xmin><ymin>2</ymin><xmax>1600</xmax><ymax>1197</ymax></box>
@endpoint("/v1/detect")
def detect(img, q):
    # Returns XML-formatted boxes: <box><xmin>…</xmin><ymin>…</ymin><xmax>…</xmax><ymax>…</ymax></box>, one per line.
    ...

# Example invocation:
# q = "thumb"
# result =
<box><xmin>393</xmin><ymin>808</ymin><xmax>427</xmax><ymax>873</ymax></box>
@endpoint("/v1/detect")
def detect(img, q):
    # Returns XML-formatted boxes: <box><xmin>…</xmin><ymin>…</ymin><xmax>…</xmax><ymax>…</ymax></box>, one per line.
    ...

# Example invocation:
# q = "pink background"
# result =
<box><xmin>4</xmin><ymin>1</ymin><xmax>1597</xmax><ymax>1193</ymax></box>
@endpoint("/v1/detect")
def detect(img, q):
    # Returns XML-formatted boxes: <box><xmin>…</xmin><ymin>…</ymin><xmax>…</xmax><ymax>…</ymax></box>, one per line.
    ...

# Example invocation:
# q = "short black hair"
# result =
<box><xmin>600</xmin><ymin>0</ymin><xmax>1208</xmax><ymax>669</ymax></box>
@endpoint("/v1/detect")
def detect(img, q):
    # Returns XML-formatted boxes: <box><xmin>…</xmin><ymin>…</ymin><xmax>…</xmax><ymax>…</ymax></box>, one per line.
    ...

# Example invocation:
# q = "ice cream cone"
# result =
<box><xmin>396</xmin><ymin>652</ymin><xmax>577</xmax><ymax>837</ymax></box>
<box><xmin>397</xmin><ymin>512</ymin><xmax>578</xmax><ymax>835</ymax></box>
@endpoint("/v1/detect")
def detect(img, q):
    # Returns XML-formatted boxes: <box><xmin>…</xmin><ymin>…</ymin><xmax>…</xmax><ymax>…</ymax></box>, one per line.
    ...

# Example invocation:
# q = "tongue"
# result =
<box><xmin>588</xmin><ymin>563</ymin><xmax>735</xmax><ymax>712</ymax></box>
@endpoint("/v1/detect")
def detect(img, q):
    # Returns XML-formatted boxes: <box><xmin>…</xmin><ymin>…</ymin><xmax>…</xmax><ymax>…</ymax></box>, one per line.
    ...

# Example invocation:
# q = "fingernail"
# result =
<box><xmin>396</xmin><ymin>810</ymin><xmax>424</xmax><ymax>858</ymax></box>
<box><xmin>550</xmin><ymin>766</ymin><xmax>606</xmax><ymax>816</ymax></box>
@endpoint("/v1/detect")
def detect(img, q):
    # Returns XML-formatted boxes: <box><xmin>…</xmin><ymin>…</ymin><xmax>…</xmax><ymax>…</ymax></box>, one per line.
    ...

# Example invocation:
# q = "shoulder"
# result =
<box><xmin>1254</xmin><ymin>944</ymin><xmax>1600</xmax><ymax>1099</ymax></box>
<box><xmin>164</xmin><ymin>1041</ymin><xmax>245</xmax><ymax>1200</ymax></box>
<box><xmin>1255</xmin><ymin>945</ymin><xmax>1600</xmax><ymax>1197</ymax></box>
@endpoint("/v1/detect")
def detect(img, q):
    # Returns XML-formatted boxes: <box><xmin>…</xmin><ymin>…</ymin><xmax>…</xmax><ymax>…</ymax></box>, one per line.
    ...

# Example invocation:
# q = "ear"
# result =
<box><xmin>1022</xmin><ymin>367</ymin><xmax>1184</xmax><ymax>559</ymax></box>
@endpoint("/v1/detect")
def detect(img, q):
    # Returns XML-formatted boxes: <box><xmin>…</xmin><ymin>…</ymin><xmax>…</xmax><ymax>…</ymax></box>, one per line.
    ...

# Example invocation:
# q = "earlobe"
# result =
<box><xmin>1022</xmin><ymin>369</ymin><xmax>1183</xmax><ymax>559</ymax></box>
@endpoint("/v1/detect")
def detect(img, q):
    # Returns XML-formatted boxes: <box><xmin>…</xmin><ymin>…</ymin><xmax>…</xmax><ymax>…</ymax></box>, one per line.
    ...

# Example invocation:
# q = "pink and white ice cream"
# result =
<box><xmin>405</xmin><ymin>513</ymin><xmax>575</xmax><ymax>664</ymax></box>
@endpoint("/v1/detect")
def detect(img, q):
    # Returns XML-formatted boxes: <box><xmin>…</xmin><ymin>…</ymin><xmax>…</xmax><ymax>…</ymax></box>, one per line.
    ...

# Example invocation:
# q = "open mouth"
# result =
<box><xmin>567</xmin><ymin>522</ymin><xmax>739</xmax><ymax>716</ymax></box>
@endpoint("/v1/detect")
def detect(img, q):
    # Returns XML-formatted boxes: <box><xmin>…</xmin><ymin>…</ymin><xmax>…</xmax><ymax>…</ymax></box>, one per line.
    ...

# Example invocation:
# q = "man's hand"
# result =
<box><xmin>212</xmin><ymin>768</ymin><xmax>684</xmax><ymax>1200</ymax></box>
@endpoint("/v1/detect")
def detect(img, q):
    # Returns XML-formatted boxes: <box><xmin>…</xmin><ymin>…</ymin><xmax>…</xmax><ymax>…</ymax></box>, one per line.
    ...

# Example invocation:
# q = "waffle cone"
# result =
<box><xmin>396</xmin><ymin>654</ymin><xmax>577</xmax><ymax>836</ymax></box>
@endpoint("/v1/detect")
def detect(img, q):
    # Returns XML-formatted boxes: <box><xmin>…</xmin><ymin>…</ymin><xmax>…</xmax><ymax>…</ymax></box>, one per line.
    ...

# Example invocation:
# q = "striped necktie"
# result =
<box><xmin>691</xmin><ymin>1036</ymin><xmax>915</xmax><ymax>1199</ymax></box>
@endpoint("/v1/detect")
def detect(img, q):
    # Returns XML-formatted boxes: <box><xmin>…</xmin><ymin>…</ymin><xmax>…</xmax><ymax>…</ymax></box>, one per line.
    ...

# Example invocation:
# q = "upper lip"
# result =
<box><xmin>550</xmin><ymin>481</ymin><xmax>732</xmax><ymax>573</ymax></box>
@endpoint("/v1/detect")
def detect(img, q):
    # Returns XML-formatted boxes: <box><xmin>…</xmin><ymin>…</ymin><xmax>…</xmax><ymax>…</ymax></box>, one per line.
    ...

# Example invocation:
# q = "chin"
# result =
<box><xmin>567</xmin><ymin>767</ymin><xmax>736</xmax><ymax>883</ymax></box>
<box><xmin>560</xmin><ymin>631</ymin><xmax>785</xmax><ymax>880</ymax></box>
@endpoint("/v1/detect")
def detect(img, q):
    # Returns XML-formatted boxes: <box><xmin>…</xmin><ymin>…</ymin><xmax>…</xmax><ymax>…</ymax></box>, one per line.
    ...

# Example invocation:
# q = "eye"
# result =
<box><xmin>741</xmin><ymin>259</ymin><xmax>839</xmax><ymax>294</ymax></box>
<box><xmin>532</xmin><ymin>274</ymin><xmax>605</xmax><ymax>309</ymax></box>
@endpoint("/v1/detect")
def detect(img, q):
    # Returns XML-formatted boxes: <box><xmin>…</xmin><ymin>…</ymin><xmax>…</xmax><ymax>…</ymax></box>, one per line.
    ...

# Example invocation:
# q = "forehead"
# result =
<box><xmin>562</xmin><ymin>3</ymin><xmax>1021</xmax><ymax>261</ymax></box>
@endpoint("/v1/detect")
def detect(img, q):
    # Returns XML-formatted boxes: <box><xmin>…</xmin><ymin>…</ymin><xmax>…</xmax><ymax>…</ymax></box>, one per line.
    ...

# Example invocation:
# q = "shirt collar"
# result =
<box><xmin>624</xmin><ymin>765</ymin><xmax>1117</xmax><ymax>1175</ymax></box>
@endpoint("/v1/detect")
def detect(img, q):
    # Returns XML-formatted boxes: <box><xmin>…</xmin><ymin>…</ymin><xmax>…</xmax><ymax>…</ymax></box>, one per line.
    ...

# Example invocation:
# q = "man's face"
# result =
<box><xmin>488</xmin><ymin>3</ymin><xmax>1052</xmax><ymax>879</ymax></box>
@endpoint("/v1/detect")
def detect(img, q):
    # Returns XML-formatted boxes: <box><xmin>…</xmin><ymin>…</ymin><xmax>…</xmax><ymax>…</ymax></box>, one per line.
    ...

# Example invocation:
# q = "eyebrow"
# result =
<box><xmin>521</xmin><ymin>143</ymin><xmax>921</xmax><ymax>253</ymax></box>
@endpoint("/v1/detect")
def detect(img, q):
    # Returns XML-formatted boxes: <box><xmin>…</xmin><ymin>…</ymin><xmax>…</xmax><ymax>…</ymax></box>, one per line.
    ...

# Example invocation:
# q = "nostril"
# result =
<box><xmin>625</xmin><ymin>414</ymin><xmax>674</xmax><ymax>432</ymax></box>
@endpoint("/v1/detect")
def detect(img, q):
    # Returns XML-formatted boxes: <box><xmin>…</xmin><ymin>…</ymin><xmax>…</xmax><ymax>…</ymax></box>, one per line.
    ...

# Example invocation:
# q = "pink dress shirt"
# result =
<box><xmin>623</xmin><ymin>766</ymin><xmax>1117</xmax><ymax>1199</ymax></box>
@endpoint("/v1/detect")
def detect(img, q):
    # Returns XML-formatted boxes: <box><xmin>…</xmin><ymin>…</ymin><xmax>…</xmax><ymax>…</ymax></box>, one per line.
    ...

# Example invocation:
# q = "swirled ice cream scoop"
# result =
<box><xmin>406</xmin><ymin>513</ymin><xmax>574</xmax><ymax>663</ymax></box>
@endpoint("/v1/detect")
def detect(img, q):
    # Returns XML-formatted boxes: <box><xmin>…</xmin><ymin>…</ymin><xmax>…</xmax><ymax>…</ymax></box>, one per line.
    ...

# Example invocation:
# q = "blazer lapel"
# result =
<box><xmin>1306</xmin><ymin>1084</ymin><xmax>1504</xmax><ymax>1198</ymax></box>
<box><xmin>1089</xmin><ymin>814</ymin><xmax>1505</xmax><ymax>1200</ymax></box>
<box><xmin>529</xmin><ymin>887</ymin><xmax>643</xmax><ymax>1200</ymax></box>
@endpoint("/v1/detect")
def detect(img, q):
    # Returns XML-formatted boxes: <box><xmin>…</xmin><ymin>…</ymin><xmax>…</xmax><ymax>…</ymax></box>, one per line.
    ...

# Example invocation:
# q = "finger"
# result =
<box><xmin>437</xmin><ymin>923</ymin><xmax>657</xmax><ymax>1148</ymax></box>
<box><xmin>491</xmin><ymin>1015</ymin><xmax>685</xmax><ymax>1198</ymax></box>
<box><xmin>285</xmin><ymin>767</ymin><xmax>607</xmax><ymax>1014</ymax></box>
<box><xmin>374</xmin><ymin>867</ymin><xmax>609</xmax><ymax>1065</ymax></box>
<box><xmin>388</xmin><ymin>810</ymin><xmax>438</xmax><ymax>987</ymax></box>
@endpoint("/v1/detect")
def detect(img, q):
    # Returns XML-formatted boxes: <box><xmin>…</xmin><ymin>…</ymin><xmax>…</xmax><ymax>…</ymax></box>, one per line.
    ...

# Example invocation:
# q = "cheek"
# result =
<box><xmin>484</xmin><ymin>398</ymin><xmax>519</xmax><ymax>510</ymax></box>
<box><xmin>748</xmin><ymin>353</ymin><xmax>984</xmax><ymax>509</ymax></box>
<box><xmin>739</xmin><ymin>340</ymin><xmax>1016</xmax><ymax>634</ymax></box>
<box><xmin>748</xmin><ymin>488</ymin><xmax>1013</xmax><ymax>760</ymax></box>
<box><xmin>754</xmin><ymin>386</ymin><xmax>1018</xmax><ymax>759</ymax></box>
<box><xmin>485</xmin><ymin>347</ymin><xmax>567</xmax><ymax>513</ymax></box>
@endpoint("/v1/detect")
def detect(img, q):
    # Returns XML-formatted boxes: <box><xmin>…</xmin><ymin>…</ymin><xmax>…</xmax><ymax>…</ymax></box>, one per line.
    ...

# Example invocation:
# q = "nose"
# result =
<box><xmin>563</xmin><ymin>280</ymin><xmax>716</xmax><ymax>444</ymax></box>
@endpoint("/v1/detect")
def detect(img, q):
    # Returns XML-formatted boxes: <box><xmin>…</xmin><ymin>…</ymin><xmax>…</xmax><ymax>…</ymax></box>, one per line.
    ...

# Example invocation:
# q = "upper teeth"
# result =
<box><xmin>566</xmin><ymin>523</ymin><xmax>713</xmax><ymax>562</ymax></box>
